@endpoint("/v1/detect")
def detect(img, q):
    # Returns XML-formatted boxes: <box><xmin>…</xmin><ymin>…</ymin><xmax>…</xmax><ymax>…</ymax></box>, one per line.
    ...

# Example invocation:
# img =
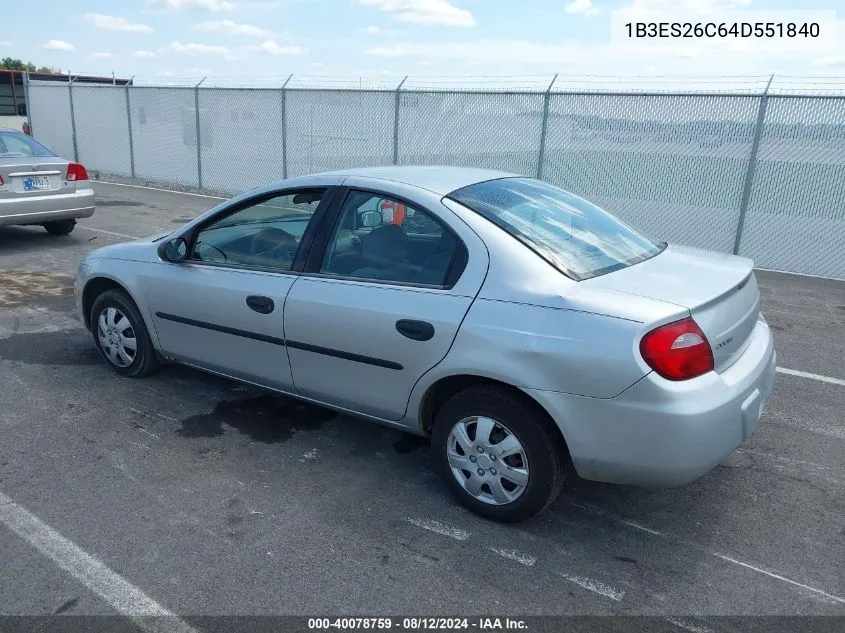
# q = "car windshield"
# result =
<box><xmin>449</xmin><ymin>177</ymin><xmax>665</xmax><ymax>281</ymax></box>
<box><xmin>0</xmin><ymin>131</ymin><xmax>57</xmax><ymax>158</ymax></box>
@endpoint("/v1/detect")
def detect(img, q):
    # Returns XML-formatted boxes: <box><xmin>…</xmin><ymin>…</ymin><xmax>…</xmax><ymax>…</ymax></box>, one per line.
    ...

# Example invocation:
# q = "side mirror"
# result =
<box><xmin>360</xmin><ymin>210</ymin><xmax>383</xmax><ymax>228</ymax></box>
<box><xmin>159</xmin><ymin>236</ymin><xmax>188</xmax><ymax>263</ymax></box>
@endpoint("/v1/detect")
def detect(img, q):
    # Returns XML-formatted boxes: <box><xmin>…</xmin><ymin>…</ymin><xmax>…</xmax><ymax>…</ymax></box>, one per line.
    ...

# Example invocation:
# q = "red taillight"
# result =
<box><xmin>0</xmin><ymin>174</ymin><xmax>3</xmax><ymax>185</ymax></box>
<box><xmin>640</xmin><ymin>317</ymin><xmax>714</xmax><ymax>381</ymax></box>
<box><xmin>66</xmin><ymin>162</ymin><xmax>89</xmax><ymax>182</ymax></box>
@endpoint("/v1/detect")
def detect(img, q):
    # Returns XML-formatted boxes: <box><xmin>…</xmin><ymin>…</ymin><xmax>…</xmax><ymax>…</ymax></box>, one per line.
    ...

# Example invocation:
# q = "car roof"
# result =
<box><xmin>318</xmin><ymin>165</ymin><xmax>521</xmax><ymax>196</ymax></box>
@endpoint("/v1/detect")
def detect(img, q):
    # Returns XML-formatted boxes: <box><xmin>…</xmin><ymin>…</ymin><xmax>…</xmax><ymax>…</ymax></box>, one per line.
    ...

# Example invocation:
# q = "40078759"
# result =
<box><xmin>308</xmin><ymin>618</ymin><xmax>394</xmax><ymax>630</ymax></box>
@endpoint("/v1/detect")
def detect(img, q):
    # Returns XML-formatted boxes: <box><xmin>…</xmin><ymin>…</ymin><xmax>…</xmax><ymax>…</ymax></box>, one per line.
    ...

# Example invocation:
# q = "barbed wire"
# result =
<box><xmin>30</xmin><ymin>73</ymin><xmax>845</xmax><ymax>95</ymax></box>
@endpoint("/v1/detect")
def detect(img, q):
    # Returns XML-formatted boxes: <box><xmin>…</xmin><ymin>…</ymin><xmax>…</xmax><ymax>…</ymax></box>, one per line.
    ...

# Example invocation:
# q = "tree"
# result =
<box><xmin>1</xmin><ymin>57</ymin><xmax>34</xmax><ymax>71</ymax></box>
<box><xmin>0</xmin><ymin>58</ymin><xmax>61</xmax><ymax>73</ymax></box>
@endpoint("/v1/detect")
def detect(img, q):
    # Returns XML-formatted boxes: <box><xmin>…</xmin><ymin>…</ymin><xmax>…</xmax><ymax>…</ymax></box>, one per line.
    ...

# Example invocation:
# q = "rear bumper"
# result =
<box><xmin>526</xmin><ymin>319</ymin><xmax>776</xmax><ymax>488</ymax></box>
<box><xmin>0</xmin><ymin>188</ymin><xmax>95</xmax><ymax>226</ymax></box>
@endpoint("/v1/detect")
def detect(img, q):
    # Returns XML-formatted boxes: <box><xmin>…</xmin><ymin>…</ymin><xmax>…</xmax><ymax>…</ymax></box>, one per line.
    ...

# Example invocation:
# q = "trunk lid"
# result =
<box><xmin>0</xmin><ymin>156</ymin><xmax>73</xmax><ymax>200</ymax></box>
<box><xmin>586</xmin><ymin>244</ymin><xmax>760</xmax><ymax>372</ymax></box>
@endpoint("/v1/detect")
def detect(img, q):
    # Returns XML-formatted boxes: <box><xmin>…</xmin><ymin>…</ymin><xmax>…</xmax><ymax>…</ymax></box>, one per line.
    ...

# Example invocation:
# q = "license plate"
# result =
<box><xmin>23</xmin><ymin>176</ymin><xmax>50</xmax><ymax>191</ymax></box>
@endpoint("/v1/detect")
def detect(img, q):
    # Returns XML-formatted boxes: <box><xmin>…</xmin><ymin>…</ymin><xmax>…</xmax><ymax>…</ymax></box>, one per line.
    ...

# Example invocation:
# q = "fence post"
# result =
<box><xmin>68</xmin><ymin>73</ymin><xmax>79</xmax><ymax>162</ymax></box>
<box><xmin>23</xmin><ymin>71</ymin><xmax>33</xmax><ymax>135</ymax></box>
<box><xmin>393</xmin><ymin>76</ymin><xmax>408</xmax><ymax>165</ymax></box>
<box><xmin>125</xmin><ymin>77</ymin><xmax>135</xmax><ymax>179</ymax></box>
<box><xmin>281</xmin><ymin>74</ymin><xmax>293</xmax><ymax>179</ymax></box>
<box><xmin>734</xmin><ymin>74</ymin><xmax>774</xmax><ymax>255</ymax></box>
<box><xmin>536</xmin><ymin>73</ymin><xmax>558</xmax><ymax>180</ymax></box>
<box><xmin>194</xmin><ymin>77</ymin><xmax>207</xmax><ymax>189</ymax></box>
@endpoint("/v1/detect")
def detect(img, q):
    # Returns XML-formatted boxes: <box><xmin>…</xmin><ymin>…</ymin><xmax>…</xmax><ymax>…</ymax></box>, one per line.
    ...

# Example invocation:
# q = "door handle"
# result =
<box><xmin>246</xmin><ymin>295</ymin><xmax>275</xmax><ymax>314</ymax></box>
<box><xmin>396</xmin><ymin>319</ymin><xmax>435</xmax><ymax>341</ymax></box>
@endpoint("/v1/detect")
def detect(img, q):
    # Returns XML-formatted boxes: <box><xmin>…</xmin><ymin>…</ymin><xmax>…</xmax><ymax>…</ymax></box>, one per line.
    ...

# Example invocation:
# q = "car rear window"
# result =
<box><xmin>0</xmin><ymin>131</ymin><xmax>57</xmax><ymax>158</ymax></box>
<box><xmin>449</xmin><ymin>177</ymin><xmax>665</xmax><ymax>281</ymax></box>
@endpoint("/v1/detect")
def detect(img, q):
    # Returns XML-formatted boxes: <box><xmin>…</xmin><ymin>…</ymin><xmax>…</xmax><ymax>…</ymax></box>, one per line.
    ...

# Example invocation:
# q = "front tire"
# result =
<box><xmin>90</xmin><ymin>289</ymin><xmax>160</xmax><ymax>377</ymax></box>
<box><xmin>43</xmin><ymin>219</ymin><xmax>76</xmax><ymax>235</ymax></box>
<box><xmin>432</xmin><ymin>386</ymin><xmax>566</xmax><ymax>523</ymax></box>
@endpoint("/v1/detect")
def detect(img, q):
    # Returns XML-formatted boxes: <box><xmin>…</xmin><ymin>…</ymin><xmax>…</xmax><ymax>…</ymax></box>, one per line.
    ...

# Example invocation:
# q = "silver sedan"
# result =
<box><xmin>75</xmin><ymin>167</ymin><xmax>776</xmax><ymax>522</ymax></box>
<box><xmin>0</xmin><ymin>127</ymin><xmax>95</xmax><ymax>235</ymax></box>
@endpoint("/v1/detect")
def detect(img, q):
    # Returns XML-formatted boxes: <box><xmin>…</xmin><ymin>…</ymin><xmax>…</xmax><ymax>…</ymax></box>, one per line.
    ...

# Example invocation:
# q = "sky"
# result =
<box><xmin>1</xmin><ymin>0</ymin><xmax>844</xmax><ymax>85</ymax></box>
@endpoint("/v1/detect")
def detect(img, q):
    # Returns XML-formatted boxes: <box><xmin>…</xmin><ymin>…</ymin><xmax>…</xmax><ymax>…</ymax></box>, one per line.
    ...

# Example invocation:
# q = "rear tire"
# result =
<box><xmin>90</xmin><ymin>289</ymin><xmax>160</xmax><ymax>378</ymax></box>
<box><xmin>43</xmin><ymin>219</ymin><xmax>76</xmax><ymax>235</ymax></box>
<box><xmin>432</xmin><ymin>386</ymin><xmax>566</xmax><ymax>523</ymax></box>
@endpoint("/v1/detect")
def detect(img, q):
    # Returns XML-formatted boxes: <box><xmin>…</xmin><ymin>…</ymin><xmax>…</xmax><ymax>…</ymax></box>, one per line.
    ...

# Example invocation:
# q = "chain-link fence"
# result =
<box><xmin>25</xmin><ymin>76</ymin><xmax>845</xmax><ymax>279</ymax></box>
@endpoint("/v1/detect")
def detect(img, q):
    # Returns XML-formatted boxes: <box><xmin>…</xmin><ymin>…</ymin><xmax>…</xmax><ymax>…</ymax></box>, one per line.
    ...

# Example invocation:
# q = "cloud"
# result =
<box><xmin>91</xmin><ymin>52</ymin><xmax>114</xmax><ymax>59</ymax></box>
<box><xmin>84</xmin><ymin>13</ymin><xmax>153</xmax><ymax>32</ymax></box>
<box><xmin>367</xmin><ymin>39</ymin><xmax>583</xmax><ymax>64</ymax></box>
<box><xmin>149</xmin><ymin>0</ymin><xmax>235</xmax><ymax>11</ymax></box>
<box><xmin>357</xmin><ymin>0</ymin><xmax>475</xmax><ymax>27</ymax></box>
<box><xmin>194</xmin><ymin>20</ymin><xmax>273</xmax><ymax>37</ymax></box>
<box><xmin>134</xmin><ymin>50</ymin><xmax>158</xmax><ymax>58</ymax></box>
<box><xmin>353</xmin><ymin>68</ymin><xmax>393</xmax><ymax>76</ymax></box>
<box><xmin>362</xmin><ymin>25</ymin><xmax>403</xmax><ymax>36</ymax></box>
<box><xmin>565</xmin><ymin>0</ymin><xmax>599</xmax><ymax>16</ymax></box>
<box><xmin>674</xmin><ymin>48</ymin><xmax>698</xmax><ymax>59</ymax></box>
<box><xmin>361</xmin><ymin>35</ymin><xmax>795</xmax><ymax>77</ymax></box>
<box><xmin>169</xmin><ymin>41</ymin><xmax>232</xmax><ymax>55</ymax></box>
<box><xmin>812</xmin><ymin>56</ymin><xmax>845</xmax><ymax>68</ymax></box>
<box><xmin>623</xmin><ymin>0</ymin><xmax>751</xmax><ymax>12</ymax></box>
<box><xmin>44</xmin><ymin>40</ymin><xmax>75</xmax><ymax>51</ymax></box>
<box><xmin>259</xmin><ymin>40</ymin><xmax>306</xmax><ymax>55</ymax></box>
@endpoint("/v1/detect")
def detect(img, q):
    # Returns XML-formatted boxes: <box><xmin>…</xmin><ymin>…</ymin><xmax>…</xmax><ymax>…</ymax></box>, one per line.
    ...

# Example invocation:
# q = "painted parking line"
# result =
<box><xmin>76</xmin><ymin>224</ymin><xmax>142</xmax><ymax>241</ymax></box>
<box><xmin>776</xmin><ymin>367</ymin><xmax>845</xmax><ymax>387</ymax></box>
<box><xmin>568</xmin><ymin>502</ymin><xmax>845</xmax><ymax>606</ymax></box>
<box><xmin>554</xmin><ymin>571</ymin><xmax>626</xmax><ymax>602</ymax></box>
<box><xmin>712</xmin><ymin>554</ymin><xmax>845</xmax><ymax>606</ymax></box>
<box><xmin>0</xmin><ymin>490</ymin><xmax>198</xmax><ymax>633</ymax></box>
<box><xmin>406</xmin><ymin>517</ymin><xmax>470</xmax><ymax>541</ymax></box>
<box><xmin>489</xmin><ymin>547</ymin><xmax>537</xmax><ymax>567</ymax></box>
<box><xmin>96</xmin><ymin>180</ymin><xmax>228</xmax><ymax>200</ymax></box>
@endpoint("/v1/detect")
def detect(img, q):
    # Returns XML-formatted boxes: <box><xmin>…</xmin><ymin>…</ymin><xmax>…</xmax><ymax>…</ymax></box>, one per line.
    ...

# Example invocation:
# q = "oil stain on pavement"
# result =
<box><xmin>176</xmin><ymin>394</ymin><xmax>337</xmax><ymax>443</ymax></box>
<box><xmin>0</xmin><ymin>271</ymin><xmax>75</xmax><ymax>308</ymax></box>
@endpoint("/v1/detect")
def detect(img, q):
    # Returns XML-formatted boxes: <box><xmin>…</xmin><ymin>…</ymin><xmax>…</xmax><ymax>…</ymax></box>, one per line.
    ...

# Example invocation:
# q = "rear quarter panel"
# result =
<box><xmin>420</xmin><ymin>298</ymin><xmax>651</xmax><ymax>399</ymax></box>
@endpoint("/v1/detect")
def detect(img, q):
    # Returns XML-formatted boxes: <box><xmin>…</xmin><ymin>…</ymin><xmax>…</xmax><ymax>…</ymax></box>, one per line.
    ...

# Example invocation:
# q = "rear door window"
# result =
<box><xmin>449</xmin><ymin>177</ymin><xmax>664</xmax><ymax>281</ymax></box>
<box><xmin>321</xmin><ymin>190</ymin><xmax>457</xmax><ymax>286</ymax></box>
